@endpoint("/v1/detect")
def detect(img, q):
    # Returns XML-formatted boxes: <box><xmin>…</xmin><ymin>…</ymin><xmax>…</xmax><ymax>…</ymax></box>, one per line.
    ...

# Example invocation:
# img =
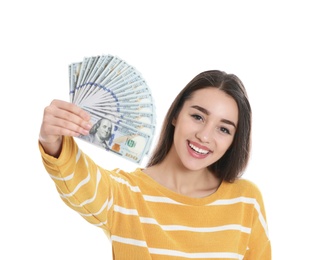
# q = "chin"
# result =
<box><xmin>180</xmin><ymin>159</ymin><xmax>210</xmax><ymax>172</ymax></box>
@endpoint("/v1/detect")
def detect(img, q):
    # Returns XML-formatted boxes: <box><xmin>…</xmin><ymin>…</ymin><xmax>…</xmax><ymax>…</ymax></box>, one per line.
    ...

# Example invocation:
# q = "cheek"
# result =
<box><xmin>172</xmin><ymin>116</ymin><xmax>188</xmax><ymax>138</ymax></box>
<box><xmin>224</xmin><ymin>138</ymin><xmax>235</xmax><ymax>153</ymax></box>
<box><xmin>216</xmin><ymin>135</ymin><xmax>235</xmax><ymax>152</ymax></box>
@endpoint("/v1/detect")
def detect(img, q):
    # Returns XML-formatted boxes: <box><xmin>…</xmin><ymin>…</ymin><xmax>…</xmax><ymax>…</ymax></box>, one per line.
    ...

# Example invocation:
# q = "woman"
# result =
<box><xmin>39</xmin><ymin>70</ymin><xmax>271</xmax><ymax>259</ymax></box>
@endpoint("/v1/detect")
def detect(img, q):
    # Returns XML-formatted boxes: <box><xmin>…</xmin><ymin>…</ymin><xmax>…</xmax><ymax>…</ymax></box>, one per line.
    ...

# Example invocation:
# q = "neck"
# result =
<box><xmin>145</xmin><ymin>159</ymin><xmax>220</xmax><ymax>198</ymax></box>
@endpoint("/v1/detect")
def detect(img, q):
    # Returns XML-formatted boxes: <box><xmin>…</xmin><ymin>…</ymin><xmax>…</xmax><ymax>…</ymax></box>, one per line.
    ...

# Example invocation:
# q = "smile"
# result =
<box><xmin>188</xmin><ymin>142</ymin><xmax>209</xmax><ymax>155</ymax></box>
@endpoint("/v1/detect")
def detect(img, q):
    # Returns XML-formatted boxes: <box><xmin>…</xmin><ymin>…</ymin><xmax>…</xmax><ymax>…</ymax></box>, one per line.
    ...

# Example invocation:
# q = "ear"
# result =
<box><xmin>172</xmin><ymin>117</ymin><xmax>177</xmax><ymax>126</ymax></box>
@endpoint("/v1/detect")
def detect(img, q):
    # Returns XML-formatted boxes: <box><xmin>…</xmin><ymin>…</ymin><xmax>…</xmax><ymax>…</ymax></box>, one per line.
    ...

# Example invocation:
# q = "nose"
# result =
<box><xmin>195</xmin><ymin>124</ymin><xmax>213</xmax><ymax>143</ymax></box>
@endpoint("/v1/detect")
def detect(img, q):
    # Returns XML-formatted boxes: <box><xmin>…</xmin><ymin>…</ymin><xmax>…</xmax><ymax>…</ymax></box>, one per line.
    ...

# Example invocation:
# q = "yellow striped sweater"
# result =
<box><xmin>39</xmin><ymin>136</ymin><xmax>271</xmax><ymax>259</ymax></box>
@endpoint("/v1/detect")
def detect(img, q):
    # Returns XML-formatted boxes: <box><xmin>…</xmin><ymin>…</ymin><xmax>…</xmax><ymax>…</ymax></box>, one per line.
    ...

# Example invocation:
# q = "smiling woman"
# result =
<box><xmin>147</xmin><ymin>70</ymin><xmax>252</xmax><ymax>183</ymax></box>
<box><xmin>170</xmin><ymin>88</ymin><xmax>239</xmax><ymax>174</ymax></box>
<box><xmin>38</xmin><ymin>70</ymin><xmax>271</xmax><ymax>259</ymax></box>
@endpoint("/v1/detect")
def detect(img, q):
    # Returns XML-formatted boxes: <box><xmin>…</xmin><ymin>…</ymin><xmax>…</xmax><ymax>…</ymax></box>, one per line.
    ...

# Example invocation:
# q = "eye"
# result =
<box><xmin>191</xmin><ymin>114</ymin><xmax>203</xmax><ymax>121</ymax></box>
<box><xmin>219</xmin><ymin>127</ymin><xmax>231</xmax><ymax>135</ymax></box>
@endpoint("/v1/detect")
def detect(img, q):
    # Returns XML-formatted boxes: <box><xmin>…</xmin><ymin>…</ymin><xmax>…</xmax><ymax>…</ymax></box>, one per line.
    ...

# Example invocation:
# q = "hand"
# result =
<box><xmin>39</xmin><ymin>99</ymin><xmax>92</xmax><ymax>157</ymax></box>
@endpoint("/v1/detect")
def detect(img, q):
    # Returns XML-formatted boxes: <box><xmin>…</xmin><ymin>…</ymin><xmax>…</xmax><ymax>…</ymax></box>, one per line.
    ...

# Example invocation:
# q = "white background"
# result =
<box><xmin>1</xmin><ymin>1</ymin><xmax>322</xmax><ymax>259</ymax></box>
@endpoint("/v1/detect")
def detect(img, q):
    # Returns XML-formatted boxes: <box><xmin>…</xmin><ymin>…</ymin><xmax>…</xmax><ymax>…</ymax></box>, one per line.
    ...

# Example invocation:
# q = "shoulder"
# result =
<box><xmin>108</xmin><ymin>168</ymin><xmax>156</xmax><ymax>192</ymax></box>
<box><xmin>224</xmin><ymin>178</ymin><xmax>264</xmax><ymax>199</ymax></box>
<box><xmin>106</xmin><ymin>168</ymin><xmax>143</xmax><ymax>185</ymax></box>
<box><xmin>234</xmin><ymin>178</ymin><xmax>260</xmax><ymax>190</ymax></box>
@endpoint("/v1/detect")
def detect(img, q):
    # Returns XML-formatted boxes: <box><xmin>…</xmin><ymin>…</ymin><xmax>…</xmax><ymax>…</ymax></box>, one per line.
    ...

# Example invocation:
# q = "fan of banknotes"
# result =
<box><xmin>68</xmin><ymin>54</ymin><xmax>156</xmax><ymax>164</ymax></box>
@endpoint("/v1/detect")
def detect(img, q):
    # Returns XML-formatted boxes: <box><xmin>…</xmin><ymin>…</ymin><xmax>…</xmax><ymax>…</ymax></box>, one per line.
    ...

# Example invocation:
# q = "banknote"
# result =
<box><xmin>80</xmin><ymin>56</ymin><xmax>99</xmax><ymax>85</ymax></box>
<box><xmin>82</xmin><ymin>102</ymin><xmax>155</xmax><ymax>115</ymax></box>
<box><xmin>77</xmin><ymin>115</ymin><xmax>152</xmax><ymax>164</ymax></box>
<box><xmin>69</xmin><ymin>62</ymin><xmax>82</xmax><ymax>102</ymax></box>
<box><xmin>71</xmin><ymin>69</ymin><xmax>147</xmax><ymax>106</ymax></box>
<box><xmin>94</xmin><ymin>56</ymin><xmax>128</xmax><ymax>85</ymax></box>
<box><xmin>73</xmin><ymin>81</ymin><xmax>153</xmax><ymax>103</ymax></box>
<box><xmin>92</xmin><ymin>110</ymin><xmax>156</xmax><ymax>125</ymax></box>
<box><xmin>80</xmin><ymin>107</ymin><xmax>156</xmax><ymax>156</ymax></box>
<box><xmin>114</xmin><ymin>93</ymin><xmax>154</xmax><ymax>103</ymax></box>
<box><xmin>69</xmin><ymin>54</ymin><xmax>156</xmax><ymax>164</ymax></box>
<box><xmin>85</xmin><ymin>55</ymin><xmax>114</xmax><ymax>86</ymax></box>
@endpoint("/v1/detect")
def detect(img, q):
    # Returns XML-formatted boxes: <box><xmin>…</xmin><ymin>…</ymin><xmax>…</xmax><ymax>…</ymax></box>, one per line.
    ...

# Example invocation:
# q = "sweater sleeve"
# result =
<box><xmin>39</xmin><ymin>136</ymin><xmax>114</xmax><ymax>232</ymax></box>
<box><xmin>244</xmin><ymin>182</ymin><xmax>272</xmax><ymax>260</ymax></box>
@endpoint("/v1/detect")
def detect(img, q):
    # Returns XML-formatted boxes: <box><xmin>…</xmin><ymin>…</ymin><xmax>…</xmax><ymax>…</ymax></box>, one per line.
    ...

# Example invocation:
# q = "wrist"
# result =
<box><xmin>38</xmin><ymin>136</ymin><xmax>63</xmax><ymax>158</ymax></box>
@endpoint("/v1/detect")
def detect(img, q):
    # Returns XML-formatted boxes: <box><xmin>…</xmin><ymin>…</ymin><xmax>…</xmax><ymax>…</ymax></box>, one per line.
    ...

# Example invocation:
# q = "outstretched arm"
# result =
<box><xmin>39</xmin><ymin>99</ymin><xmax>92</xmax><ymax>157</ymax></box>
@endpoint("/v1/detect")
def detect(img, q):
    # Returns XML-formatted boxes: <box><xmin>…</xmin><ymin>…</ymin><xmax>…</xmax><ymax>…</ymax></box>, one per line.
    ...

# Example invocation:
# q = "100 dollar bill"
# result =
<box><xmin>77</xmin><ymin>114</ymin><xmax>152</xmax><ymax>164</ymax></box>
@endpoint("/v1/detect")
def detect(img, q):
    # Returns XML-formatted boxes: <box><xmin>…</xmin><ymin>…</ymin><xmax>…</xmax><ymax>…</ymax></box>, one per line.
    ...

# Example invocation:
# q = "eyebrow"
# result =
<box><xmin>191</xmin><ymin>105</ymin><xmax>237</xmax><ymax>129</ymax></box>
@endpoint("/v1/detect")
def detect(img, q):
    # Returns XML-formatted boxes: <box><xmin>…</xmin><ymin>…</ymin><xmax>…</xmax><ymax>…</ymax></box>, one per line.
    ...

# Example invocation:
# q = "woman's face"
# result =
<box><xmin>172</xmin><ymin>87</ymin><xmax>238</xmax><ymax>171</ymax></box>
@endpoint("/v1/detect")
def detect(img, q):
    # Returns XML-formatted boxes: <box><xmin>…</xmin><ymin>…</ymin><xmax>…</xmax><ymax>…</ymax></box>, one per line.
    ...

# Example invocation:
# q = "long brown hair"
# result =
<box><xmin>146</xmin><ymin>70</ymin><xmax>252</xmax><ymax>182</ymax></box>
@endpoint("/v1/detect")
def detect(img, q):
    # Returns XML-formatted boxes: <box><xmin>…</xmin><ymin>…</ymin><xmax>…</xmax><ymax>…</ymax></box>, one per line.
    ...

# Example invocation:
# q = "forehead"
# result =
<box><xmin>186</xmin><ymin>87</ymin><xmax>238</xmax><ymax>122</ymax></box>
<box><xmin>100</xmin><ymin>119</ymin><xmax>112</xmax><ymax>126</ymax></box>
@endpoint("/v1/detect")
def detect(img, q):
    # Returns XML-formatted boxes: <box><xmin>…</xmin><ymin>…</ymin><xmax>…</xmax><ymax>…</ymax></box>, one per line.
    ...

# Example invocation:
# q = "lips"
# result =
<box><xmin>188</xmin><ymin>141</ymin><xmax>210</xmax><ymax>155</ymax></box>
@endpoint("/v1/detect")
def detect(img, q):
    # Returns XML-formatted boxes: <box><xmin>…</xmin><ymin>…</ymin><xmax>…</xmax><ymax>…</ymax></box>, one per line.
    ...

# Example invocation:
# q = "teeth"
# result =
<box><xmin>189</xmin><ymin>143</ymin><xmax>209</xmax><ymax>154</ymax></box>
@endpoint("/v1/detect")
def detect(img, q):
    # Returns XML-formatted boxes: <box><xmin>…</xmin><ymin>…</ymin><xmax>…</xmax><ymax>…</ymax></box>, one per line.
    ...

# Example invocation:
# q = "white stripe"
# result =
<box><xmin>80</xmin><ymin>197</ymin><xmax>109</xmax><ymax>217</ymax></box>
<box><xmin>110</xmin><ymin>175</ymin><xmax>141</xmax><ymax>192</ymax></box>
<box><xmin>208</xmin><ymin>196</ymin><xmax>269</xmax><ymax>239</ymax></box>
<box><xmin>89</xmin><ymin>196</ymin><xmax>113</xmax><ymax>227</ymax></box>
<box><xmin>58</xmin><ymin>156</ymin><xmax>92</xmax><ymax>198</ymax></box>
<box><xmin>149</xmin><ymin>248</ymin><xmax>244</xmax><ymax>259</ymax></box>
<box><xmin>114</xmin><ymin>205</ymin><xmax>139</xmax><ymax>216</ymax></box>
<box><xmin>90</xmin><ymin>196</ymin><xmax>113</xmax><ymax>226</ymax></box>
<box><xmin>110</xmin><ymin>236</ymin><xmax>243</xmax><ymax>259</ymax></box>
<box><xmin>107</xmin><ymin>195</ymin><xmax>114</xmax><ymax>211</ymax></box>
<box><xmin>140</xmin><ymin>217</ymin><xmax>251</xmax><ymax>233</ymax></box>
<box><xmin>64</xmin><ymin>168</ymin><xmax>102</xmax><ymax>207</ymax></box>
<box><xmin>50</xmin><ymin>172</ymin><xmax>74</xmax><ymax>181</ymax></box>
<box><xmin>254</xmin><ymin>202</ymin><xmax>269</xmax><ymax>238</ymax></box>
<box><xmin>143</xmin><ymin>195</ymin><xmax>184</xmax><ymax>205</ymax></box>
<box><xmin>76</xmin><ymin>148</ymin><xmax>82</xmax><ymax>161</ymax></box>
<box><xmin>77</xmin><ymin>168</ymin><xmax>101</xmax><ymax>206</ymax></box>
<box><xmin>111</xmin><ymin>235</ymin><xmax>147</xmax><ymax>247</ymax></box>
<box><xmin>58</xmin><ymin>172</ymin><xmax>90</xmax><ymax>197</ymax></box>
<box><xmin>207</xmin><ymin>196</ymin><xmax>255</xmax><ymax>206</ymax></box>
<box><xmin>76</xmin><ymin>148</ymin><xmax>82</xmax><ymax>162</ymax></box>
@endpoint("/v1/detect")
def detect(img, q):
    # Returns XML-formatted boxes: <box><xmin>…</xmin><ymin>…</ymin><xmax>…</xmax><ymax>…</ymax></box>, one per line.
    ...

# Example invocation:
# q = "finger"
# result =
<box><xmin>43</xmin><ymin>106</ymin><xmax>91</xmax><ymax>136</ymax></box>
<box><xmin>50</xmin><ymin>99</ymin><xmax>91</xmax><ymax>122</ymax></box>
